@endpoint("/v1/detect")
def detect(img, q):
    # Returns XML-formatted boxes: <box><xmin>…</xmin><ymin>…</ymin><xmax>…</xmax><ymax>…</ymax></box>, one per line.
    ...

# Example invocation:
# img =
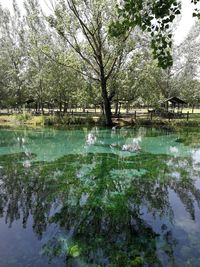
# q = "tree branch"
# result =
<box><xmin>40</xmin><ymin>48</ymin><xmax>100</xmax><ymax>82</ymax></box>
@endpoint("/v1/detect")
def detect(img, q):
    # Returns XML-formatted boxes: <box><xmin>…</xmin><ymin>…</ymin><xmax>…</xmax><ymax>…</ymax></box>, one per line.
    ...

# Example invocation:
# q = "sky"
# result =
<box><xmin>175</xmin><ymin>0</ymin><xmax>197</xmax><ymax>44</ymax></box>
<box><xmin>0</xmin><ymin>0</ymin><xmax>199</xmax><ymax>45</ymax></box>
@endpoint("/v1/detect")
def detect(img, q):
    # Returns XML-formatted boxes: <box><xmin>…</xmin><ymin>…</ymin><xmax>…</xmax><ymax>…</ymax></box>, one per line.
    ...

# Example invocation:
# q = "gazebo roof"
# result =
<box><xmin>162</xmin><ymin>97</ymin><xmax>187</xmax><ymax>105</ymax></box>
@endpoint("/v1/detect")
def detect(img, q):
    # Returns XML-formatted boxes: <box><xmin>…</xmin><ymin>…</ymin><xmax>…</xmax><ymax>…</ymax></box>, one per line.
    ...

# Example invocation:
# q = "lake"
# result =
<box><xmin>0</xmin><ymin>126</ymin><xmax>200</xmax><ymax>267</ymax></box>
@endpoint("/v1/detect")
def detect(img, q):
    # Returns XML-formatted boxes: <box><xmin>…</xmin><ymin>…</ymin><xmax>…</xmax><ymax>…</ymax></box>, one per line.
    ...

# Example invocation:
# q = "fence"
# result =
<box><xmin>1</xmin><ymin>108</ymin><xmax>200</xmax><ymax>121</ymax></box>
<box><xmin>112</xmin><ymin>110</ymin><xmax>200</xmax><ymax>121</ymax></box>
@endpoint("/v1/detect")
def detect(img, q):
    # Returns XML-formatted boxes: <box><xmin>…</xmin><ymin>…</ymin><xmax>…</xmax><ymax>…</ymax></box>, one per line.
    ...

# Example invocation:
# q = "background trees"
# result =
<box><xmin>0</xmin><ymin>2</ymin><xmax>27</xmax><ymax>109</ymax></box>
<box><xmin>0</xmin><ymin>0</ymin><xmax>199</xmax><ymax>121</ymax></box>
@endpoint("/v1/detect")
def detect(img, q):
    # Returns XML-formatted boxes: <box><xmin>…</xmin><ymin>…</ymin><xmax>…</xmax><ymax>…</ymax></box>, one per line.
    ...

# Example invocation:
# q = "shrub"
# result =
<box><xmin>44</xmin><ymin>115</ymin><xmax>95</xmax><ymax>126</ymax></box>
<box><xmin>15</xmin><ymin>112</ymin><xmax>32</xmax><ymax>123</ymax></box>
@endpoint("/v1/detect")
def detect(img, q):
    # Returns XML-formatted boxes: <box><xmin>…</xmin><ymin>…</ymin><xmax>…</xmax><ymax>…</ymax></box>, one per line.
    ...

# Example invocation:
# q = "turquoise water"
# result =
<box><xmin>0</xmin><ymin>126</ymin><xmax>200</xmax><ymax>266</ymax></box>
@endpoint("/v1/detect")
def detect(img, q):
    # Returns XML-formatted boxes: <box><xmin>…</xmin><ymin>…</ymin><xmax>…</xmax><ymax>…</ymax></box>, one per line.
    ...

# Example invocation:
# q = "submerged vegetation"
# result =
<box><xmin>0</xmin><ymin>127</ymin><xmax>200</xmax><ymax>266</ymax></box>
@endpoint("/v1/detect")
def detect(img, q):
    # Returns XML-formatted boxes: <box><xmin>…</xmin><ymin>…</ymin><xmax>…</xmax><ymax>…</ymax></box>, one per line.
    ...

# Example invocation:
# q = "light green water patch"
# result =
<box><xmin>141</xmin><ymin>134</ymin><xmax>192</xmax><ymax>157</ymax></box>
<box><xmin>0</xmin><ymin>127</ymin><xmax>195</xmax><ymax>163</ymax></box>
<box><xmin>109</xmin><ymin>168</ymin><xmax>147</xmax><ymax>193</ymax></box>
<box><xmin>110</xmin><ymin>168</ymin><xmax>147</xmax><ymax>178</ymax></box>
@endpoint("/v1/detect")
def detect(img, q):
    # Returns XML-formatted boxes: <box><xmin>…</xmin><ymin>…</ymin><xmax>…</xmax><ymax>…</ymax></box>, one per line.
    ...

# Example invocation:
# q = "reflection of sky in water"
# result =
<box><xmin>192</xmin><ymin>149</ymin><xmax>200</xmax><ymax>172</ymax></box>
<box><xmin>0</xmin><ymin>214</ymin><xmax>64</xmax><ymax>267</ymax></box>
<box><xmin>193</xmin><ymin>150</ymin><xmax>200</xmax><ymax>163</ymax></box>
<box><xmin>141</xmin><ymin>186</ymin><xmax>200</xmax><ymax>267</ymax></box>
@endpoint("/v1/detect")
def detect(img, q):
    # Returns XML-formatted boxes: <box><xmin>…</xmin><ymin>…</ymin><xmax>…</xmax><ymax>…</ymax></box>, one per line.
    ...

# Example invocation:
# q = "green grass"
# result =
<box><xmin>1</xmin><ymin>108</ymin><xmax>200</xmax><ymax>128</ymax></box>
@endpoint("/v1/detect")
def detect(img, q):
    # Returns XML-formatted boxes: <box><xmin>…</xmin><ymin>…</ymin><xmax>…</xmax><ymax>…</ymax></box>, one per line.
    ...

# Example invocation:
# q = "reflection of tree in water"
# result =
<box><xmin>0</xmin><ymin>151</ymin><xmax>200</xmax><ymax>266</ymax></box>
<box><xmin>167</xmin><ymin>156</ymin><xmax>200</xmax><ymax>221</ymax></box>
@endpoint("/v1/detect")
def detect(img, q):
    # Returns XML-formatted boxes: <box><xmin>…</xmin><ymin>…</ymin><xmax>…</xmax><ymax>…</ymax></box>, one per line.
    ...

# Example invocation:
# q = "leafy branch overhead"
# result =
<box><xmin>110</xmin><ymin>0</ymin><xmax>200</xmax><ymax>69</ymax></box>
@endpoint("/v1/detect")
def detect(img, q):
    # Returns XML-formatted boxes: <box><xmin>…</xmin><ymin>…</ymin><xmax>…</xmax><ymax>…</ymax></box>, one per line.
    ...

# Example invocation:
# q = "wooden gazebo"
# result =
<box><xmin>160</xmin><ymin>97</ymin><xmax>187</xmax><ymax>112</ymax></box>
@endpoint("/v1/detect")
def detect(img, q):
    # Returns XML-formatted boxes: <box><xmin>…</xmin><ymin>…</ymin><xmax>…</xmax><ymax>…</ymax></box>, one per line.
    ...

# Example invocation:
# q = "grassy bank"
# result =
<box><xmin>1</xmin><ymin>113</ymin><xmax>200</xmax><ymax>129</ymax></box>
<box><xmin>0</xmin><ymin>113</ymin><xmax>96</xmax><ymax>127</ymax></box>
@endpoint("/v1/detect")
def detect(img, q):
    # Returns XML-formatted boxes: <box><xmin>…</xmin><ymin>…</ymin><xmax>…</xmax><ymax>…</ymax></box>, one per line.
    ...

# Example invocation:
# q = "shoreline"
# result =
<box><xmin>1</xmin><ymin>114</ymin><xmax>200</xmax><ymax>129</ymax></box>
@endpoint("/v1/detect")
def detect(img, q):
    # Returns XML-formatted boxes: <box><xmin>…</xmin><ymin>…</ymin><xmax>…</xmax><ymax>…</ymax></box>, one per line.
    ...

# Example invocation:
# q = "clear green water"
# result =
<box><xmin>0</xmin><ymin>126</ymin><xmax>200</xmax><ymax>267</ymax></box>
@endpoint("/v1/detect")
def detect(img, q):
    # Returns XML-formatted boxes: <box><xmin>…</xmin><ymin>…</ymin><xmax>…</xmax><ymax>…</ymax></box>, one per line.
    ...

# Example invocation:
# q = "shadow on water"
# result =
<box><xmin>0</xmin><ymin>127</ymin><xmax>200</xmax><ymax>266</ymax></box>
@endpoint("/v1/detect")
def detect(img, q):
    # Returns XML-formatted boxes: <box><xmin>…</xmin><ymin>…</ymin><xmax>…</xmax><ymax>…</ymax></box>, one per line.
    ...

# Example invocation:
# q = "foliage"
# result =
<box><xmin>15</xmin><ymin>112</ymin><xmax>32</xmax><ymax>123</ymax></box>
<box><xmin>44</xmin><ymin>115</ymin><xmax>95</xmax><ymax>126</ymax></box>
<box><xmin>110</xmin><ymin>0</ymin><xmax>200</xmax><ymax>69</ymax></box>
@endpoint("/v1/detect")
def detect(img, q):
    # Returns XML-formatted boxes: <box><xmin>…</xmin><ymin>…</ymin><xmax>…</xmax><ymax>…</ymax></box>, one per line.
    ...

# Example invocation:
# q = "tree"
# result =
<box><xmin>24</xmin><ymin>0</ymin><xmax>53</xmax><ymax>112</ymax></box>
<box><xmin>44</xmin><ymin>57</ymin><xmax>88</xmax><ymax>112</ymax></box>
<box><xmin>170</xmin><ymin>20</ymin><xmax>200</xmax><ymax>108</ymax></box>
<box><xmin>48</xmin><ymin>0</ymin><xmax>134</xmax><ymax>125</ymax></box>
<box><xmin>0</xmin><ymin>1</ymin><xmax>27</xmax><ymax>109</ymax></box>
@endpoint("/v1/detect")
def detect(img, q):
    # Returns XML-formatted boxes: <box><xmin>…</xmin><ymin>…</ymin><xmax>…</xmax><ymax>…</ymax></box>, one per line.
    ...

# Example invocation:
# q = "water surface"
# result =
<box><xmin>0</xmin><ymin>126</ymin><xmax>200</xmax><ymax>267</ymax></box>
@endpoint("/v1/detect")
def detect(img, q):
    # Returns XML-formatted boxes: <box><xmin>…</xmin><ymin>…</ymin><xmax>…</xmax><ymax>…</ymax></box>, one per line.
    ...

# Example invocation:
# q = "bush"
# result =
<box><xmin>15</xmin><ymin>112</ymin><xmax>32</xmax><ymax>123</ymax></box>
<box><xmin>44</xmin><ymin>115</ymin><xmax>95</xmax><ymax>126</ymax></box>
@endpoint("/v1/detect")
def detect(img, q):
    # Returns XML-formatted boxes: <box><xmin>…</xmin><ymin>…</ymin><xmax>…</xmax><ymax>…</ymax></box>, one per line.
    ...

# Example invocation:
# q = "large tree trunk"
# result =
<box><xmin>101</xmin><ymin>79</ymin><xmax>112</xmax><ymax>126</ymax></box>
